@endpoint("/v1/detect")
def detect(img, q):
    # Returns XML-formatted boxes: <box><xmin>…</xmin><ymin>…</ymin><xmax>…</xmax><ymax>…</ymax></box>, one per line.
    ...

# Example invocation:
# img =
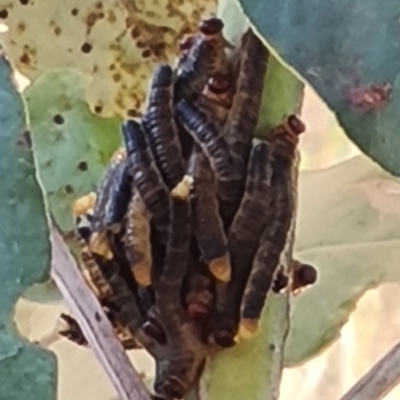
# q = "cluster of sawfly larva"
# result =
<box><xmin>58</xmin><ymin>17</ymin><xmax>317</xmax><ymax>400</ymax></box>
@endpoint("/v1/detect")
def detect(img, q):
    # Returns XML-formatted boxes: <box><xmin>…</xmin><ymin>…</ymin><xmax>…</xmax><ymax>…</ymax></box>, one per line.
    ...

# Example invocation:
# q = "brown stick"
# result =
<box><xmin>340</xmin><ymin>342</ymin><xmax>400</xmax><ymax>400</ymax></box>
<box><xmin>50</xmin><ymin>226</ymin><xmax>151</xmax><ymax>400</ymax></box>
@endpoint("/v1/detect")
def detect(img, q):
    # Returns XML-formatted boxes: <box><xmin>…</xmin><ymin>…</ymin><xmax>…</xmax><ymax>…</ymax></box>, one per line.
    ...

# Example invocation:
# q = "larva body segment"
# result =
<box><xmin>122</xmin><ymin>119</ymin><xmax>171</xmax><ymax>240</ymax></box>
<box><xmin>238</xmin><ymin>115</ymin><xmax>305</xmax><ymax>339</ymax></box>
<box><xmin>123</xmin><ymin>189</ymin><xmax>152</xmax><ymax>287</ymax></box>
<box><xmin>188</xmin><ymin>144</ymin><xmax>231</xmax><ymax>282</ymax></box>
<box><xmin>154</xmin><ymin>176</ymin><xmax>192</xmax><ymax>335</ymax></box>
<box><xmin>142</xmin><ymin>65</ymin><xmax>185</xmax><ymax>190</ymax></box>
<box><xmin>175</xmin><ymin>17</ymin><xmax>230</xmax><ymax>102</ymax></box>
<box><xmin>238</xmin><ymin>167</ymin><xmax>292</xmax><ymax>339</ymax></box>
<box><xmin>175</xmin><ymin>99</ymin><xmax>234</xmax><ymax>183</ymax></box>
<box><xmin>213</xmin><ymin>139</ymin><xmax>274</xmax><ymax>346</ymax></box>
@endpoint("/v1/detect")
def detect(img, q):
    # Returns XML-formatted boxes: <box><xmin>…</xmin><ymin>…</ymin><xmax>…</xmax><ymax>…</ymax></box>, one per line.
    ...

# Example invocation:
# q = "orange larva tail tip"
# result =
<box><xmin>209</xmin><ymin>254</ymin><xmax>231</xmax><ymax>282</ymax></box>
<box><xmin>111</xmin><ymin>147</ymin><xmax>127</xmax><ymax>162</ymax></box>
<box><xmin>132</xmin><ymin>263</ymin><xmax>152</xmax><ymax>287</ymax></box>
<box><xmin>199</xmin><ymin>17</ymin><xmax>224</xmax><ymax>36</ymax></box>
<box><xmin>286</xmin><ymin>114</ymin><xmax>306</xmax><ymax>136</ymax></box>
<box><xmin>236</xmin><ymin>319</ymin><xmax>259</xmax><ymax>342</ymax></box>
<box><xmin>171</xmin><ymin>175</ymin><xmax>193</xmax><ymax>200</ymax></box>
<box><xmin>72</xmin><ymin>192</ymin><xmax>97</xmax><ymax>218</ymax></box>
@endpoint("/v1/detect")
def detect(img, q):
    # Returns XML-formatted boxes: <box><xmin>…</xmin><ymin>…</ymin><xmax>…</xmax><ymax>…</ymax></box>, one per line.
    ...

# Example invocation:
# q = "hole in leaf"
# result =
<box><xmin>64</xmin><ymin>185</ymin><xmax>74</xmax><ymax>194</ymax></box>
<box><xmin>80</xmin><ymin>42</ymin><xmax>93</xmax><ymax>54</ymax></box>
<box><xmin>78</xmin><ymin>161</ymin><xmax>88</xmax><ymax>171</ymax></box>
<box><xmin>71</xmin><ymin>8</ymin><xmax>79</xmax><ymax>16</ymax></box>
<box><xmin>19</xmin><ymin>0</ymin><xmax>29</xmax><ymax>4</ymax></box>
<box><xmin>94</xmin><ymin>105</ymin><xmax>102</xmax><ymax>114</ymax></box>
<box><xmin>53</xmin><ymin>114</ymin><xmax>64</xmax><ymax>125</ymax></box>
<box><xmin>0</xmin><ymin>9</ymin><xmax>8</xmax><ymax>19</ymax></box>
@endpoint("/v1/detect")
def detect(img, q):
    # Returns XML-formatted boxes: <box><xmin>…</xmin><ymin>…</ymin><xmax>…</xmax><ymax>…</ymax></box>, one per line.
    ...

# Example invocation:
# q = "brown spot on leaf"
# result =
<box><xmin>81</xmin><ymin>42</ymin><xmax>93</xmax><ymax>54</ymax></box>
<box><xmin>53</xmin><ymin>114</ymin><xmax>65</xmax><ymax>125</ymax></box>
<box><xmin>17</xmin><ymin>22</ymin><xmax>26</xmax><ymax>34</ymax></box>
<box><xmin>94</xmin><ymin>105</ymin><xmax>103</xmax><ymax>114</ymax></box>
<box><xmin>19</xmin><ymin>0</ymin><xmax>29</xmax><ymax>4</ymax></box>
<box><xmin>141</xmin><ymin>49</ymin><xmax>151</xmax><ymax>58</ymax></box>
<box><xmin>131</xmin><ymin>26</ymin><xmax>140</xmax><ymax>39</ymax></box>
<box><xmin>71</xmin><ymin>8</ymin><xmax>79</xmax><ymax>16</ymax></box>
<box><xmin>112</xmin><ymin>73</ymin><xmax>121</xmax><ymax>82</ymax></box>
<box><xmin>0</xmin><ymin>9</ymin><xmax>8</xmax><ymax>19</ymax></box>
<box><xmin>346</xmin><ymin>82</ymin><xmax>392</xmax><ymax>112</ymax></box>
<box><xmin>19</xmin><ymin>53</ymin><xmax>30</xmax><ymax>65</ymax></box>
<box><xmin>54</xmin><ymin>27</ymin><xmax>61</xmax><ymax>35</ymax></box>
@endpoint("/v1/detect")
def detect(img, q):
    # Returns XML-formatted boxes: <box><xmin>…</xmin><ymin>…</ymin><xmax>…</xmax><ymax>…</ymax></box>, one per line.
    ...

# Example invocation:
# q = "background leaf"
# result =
<box><xmin>0</xmin><ymin>54</ymin><xmax>56</xmax><ymax>399</ymax></box>
<box><xmin>0</xmin><ymin>0</ymin><xmax>216</xmax><ymax>117</ymax></box>
<box><xmin>25</xmin><ymin>69</ymin><xmax>121</xmax><ymax>232</ymax></box>
<box><xmin>286</xmin><ymin>154</ymin><xmax>400</xmax><ymax>365</ymax></box>
<box><xmin>238</xmin><ymin>0</ymin><xmax>400</xmax><ymax>176</ymax></box>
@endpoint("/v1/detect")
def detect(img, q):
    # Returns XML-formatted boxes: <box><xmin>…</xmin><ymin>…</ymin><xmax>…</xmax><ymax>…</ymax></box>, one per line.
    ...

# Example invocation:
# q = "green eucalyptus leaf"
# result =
<box><xmin>238</xmin><ymin>0</ymin><xmax>400</xmax><ymax>176</ymax></box>
<box><xmin>0</xmin><ymin>54</ymin><xmax>56</xmax><ymax>399</ymax></box>
<box><xmin>286</xmin><ymin>155</ymin><xmax>400</xmax><ymax>366</ymax></box>
<box><xmin>25</xmin><ymin>69</ymin><xmax>121</xmax><ymax>232</ymax></box>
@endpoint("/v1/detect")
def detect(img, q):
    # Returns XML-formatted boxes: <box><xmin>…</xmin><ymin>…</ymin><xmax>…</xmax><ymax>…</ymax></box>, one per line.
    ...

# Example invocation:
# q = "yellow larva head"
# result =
<box><xmin>72</xmin><ymin>192</ymin><xmax>97</xmax><ymax>238</ymax></box>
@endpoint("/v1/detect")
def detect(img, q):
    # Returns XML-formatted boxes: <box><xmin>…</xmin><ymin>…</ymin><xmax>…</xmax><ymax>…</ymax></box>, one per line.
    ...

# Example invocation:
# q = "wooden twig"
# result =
<box><xmin>50</xmin><ymin>226</ymin><xmax>151</xmax><ymax>400</ymax></box>
<box><xmin>339</xmin><ymin>342</ymin><xmax>400</xmax><ymax>400</ymax></box>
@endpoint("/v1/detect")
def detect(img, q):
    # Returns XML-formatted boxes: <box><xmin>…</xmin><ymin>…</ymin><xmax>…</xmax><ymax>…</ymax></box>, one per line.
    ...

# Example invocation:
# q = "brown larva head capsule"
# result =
<box><xmin>142</xmin><ymin>318</ymin><xmax>167</xmax><ymax>345</ymax></box>
<box><xmin>214</xmin><ymin>329</ymin><xmax>236</xmax><ymax>348</ymax></box>
<box><xmin>290</xmin><ymin>263</ymin><xmax>318</xmax><ymax>294</ymax></box>
<box><xmin>294</xmin><ymin>263</ymin><xmax>317</xmax><ymax>287</ymax></box>
<box><xmin>199</xmin><ymin>17</ymin><xmax>224</xmax><ymax>36</ymax></box>
<box><xmin>286</xmin><ymin>114</ymin><xmax>306</xmax><ymax>136</ymax></box>
<box><xmin>202</xmin><ymin>72</ymin><xmax>234</xmax><ymax>109</ymax></box>
<box><xmin>207</xmin><ymin>72</ymin><xmax>231</xmax><ymax>94</ymax></box>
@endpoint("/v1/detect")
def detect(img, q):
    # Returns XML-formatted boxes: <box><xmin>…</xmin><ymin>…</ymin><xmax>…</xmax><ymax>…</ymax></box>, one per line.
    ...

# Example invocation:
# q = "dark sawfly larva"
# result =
<box><xmin>122</xmin><ymin>119</ymin><xmax>171</xmax><ymax>243</ymax></box>
<box><xmin>68</xmin><ymin>194</ymin><xmax>145</xmax><ymax>348</ymax></box>
<box><xmin>218</xmin><ymin>29</ymin><xmax>270</xmax><ymax>227</ymax></box>
<box><xmin>88</xmin><ymin>148</ymin><xmax>132</xmax><ymax>262</ymax></box>
<box><xmin>238</xmin><ymin>115</ymin><xmax>305</xmax><ymax>340</ymax></box>
<box><xmin>212</xmin><ymin>138</ymin><xmax>274</xmax><ymax>347</ymax></box>
<box><xmin>144</xmin><ymin>177</ymin><xmax>210</xmax><ymax>400</ymax></box>
<box><xmin>142</xmin><ymin>64</ymin><xmax>186</xmax><ymax>190</ymax></box>
<box><xmin>187</xmin><ymin>143</ymin><xmax>231</xmax><ymax>282</ymax></box>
